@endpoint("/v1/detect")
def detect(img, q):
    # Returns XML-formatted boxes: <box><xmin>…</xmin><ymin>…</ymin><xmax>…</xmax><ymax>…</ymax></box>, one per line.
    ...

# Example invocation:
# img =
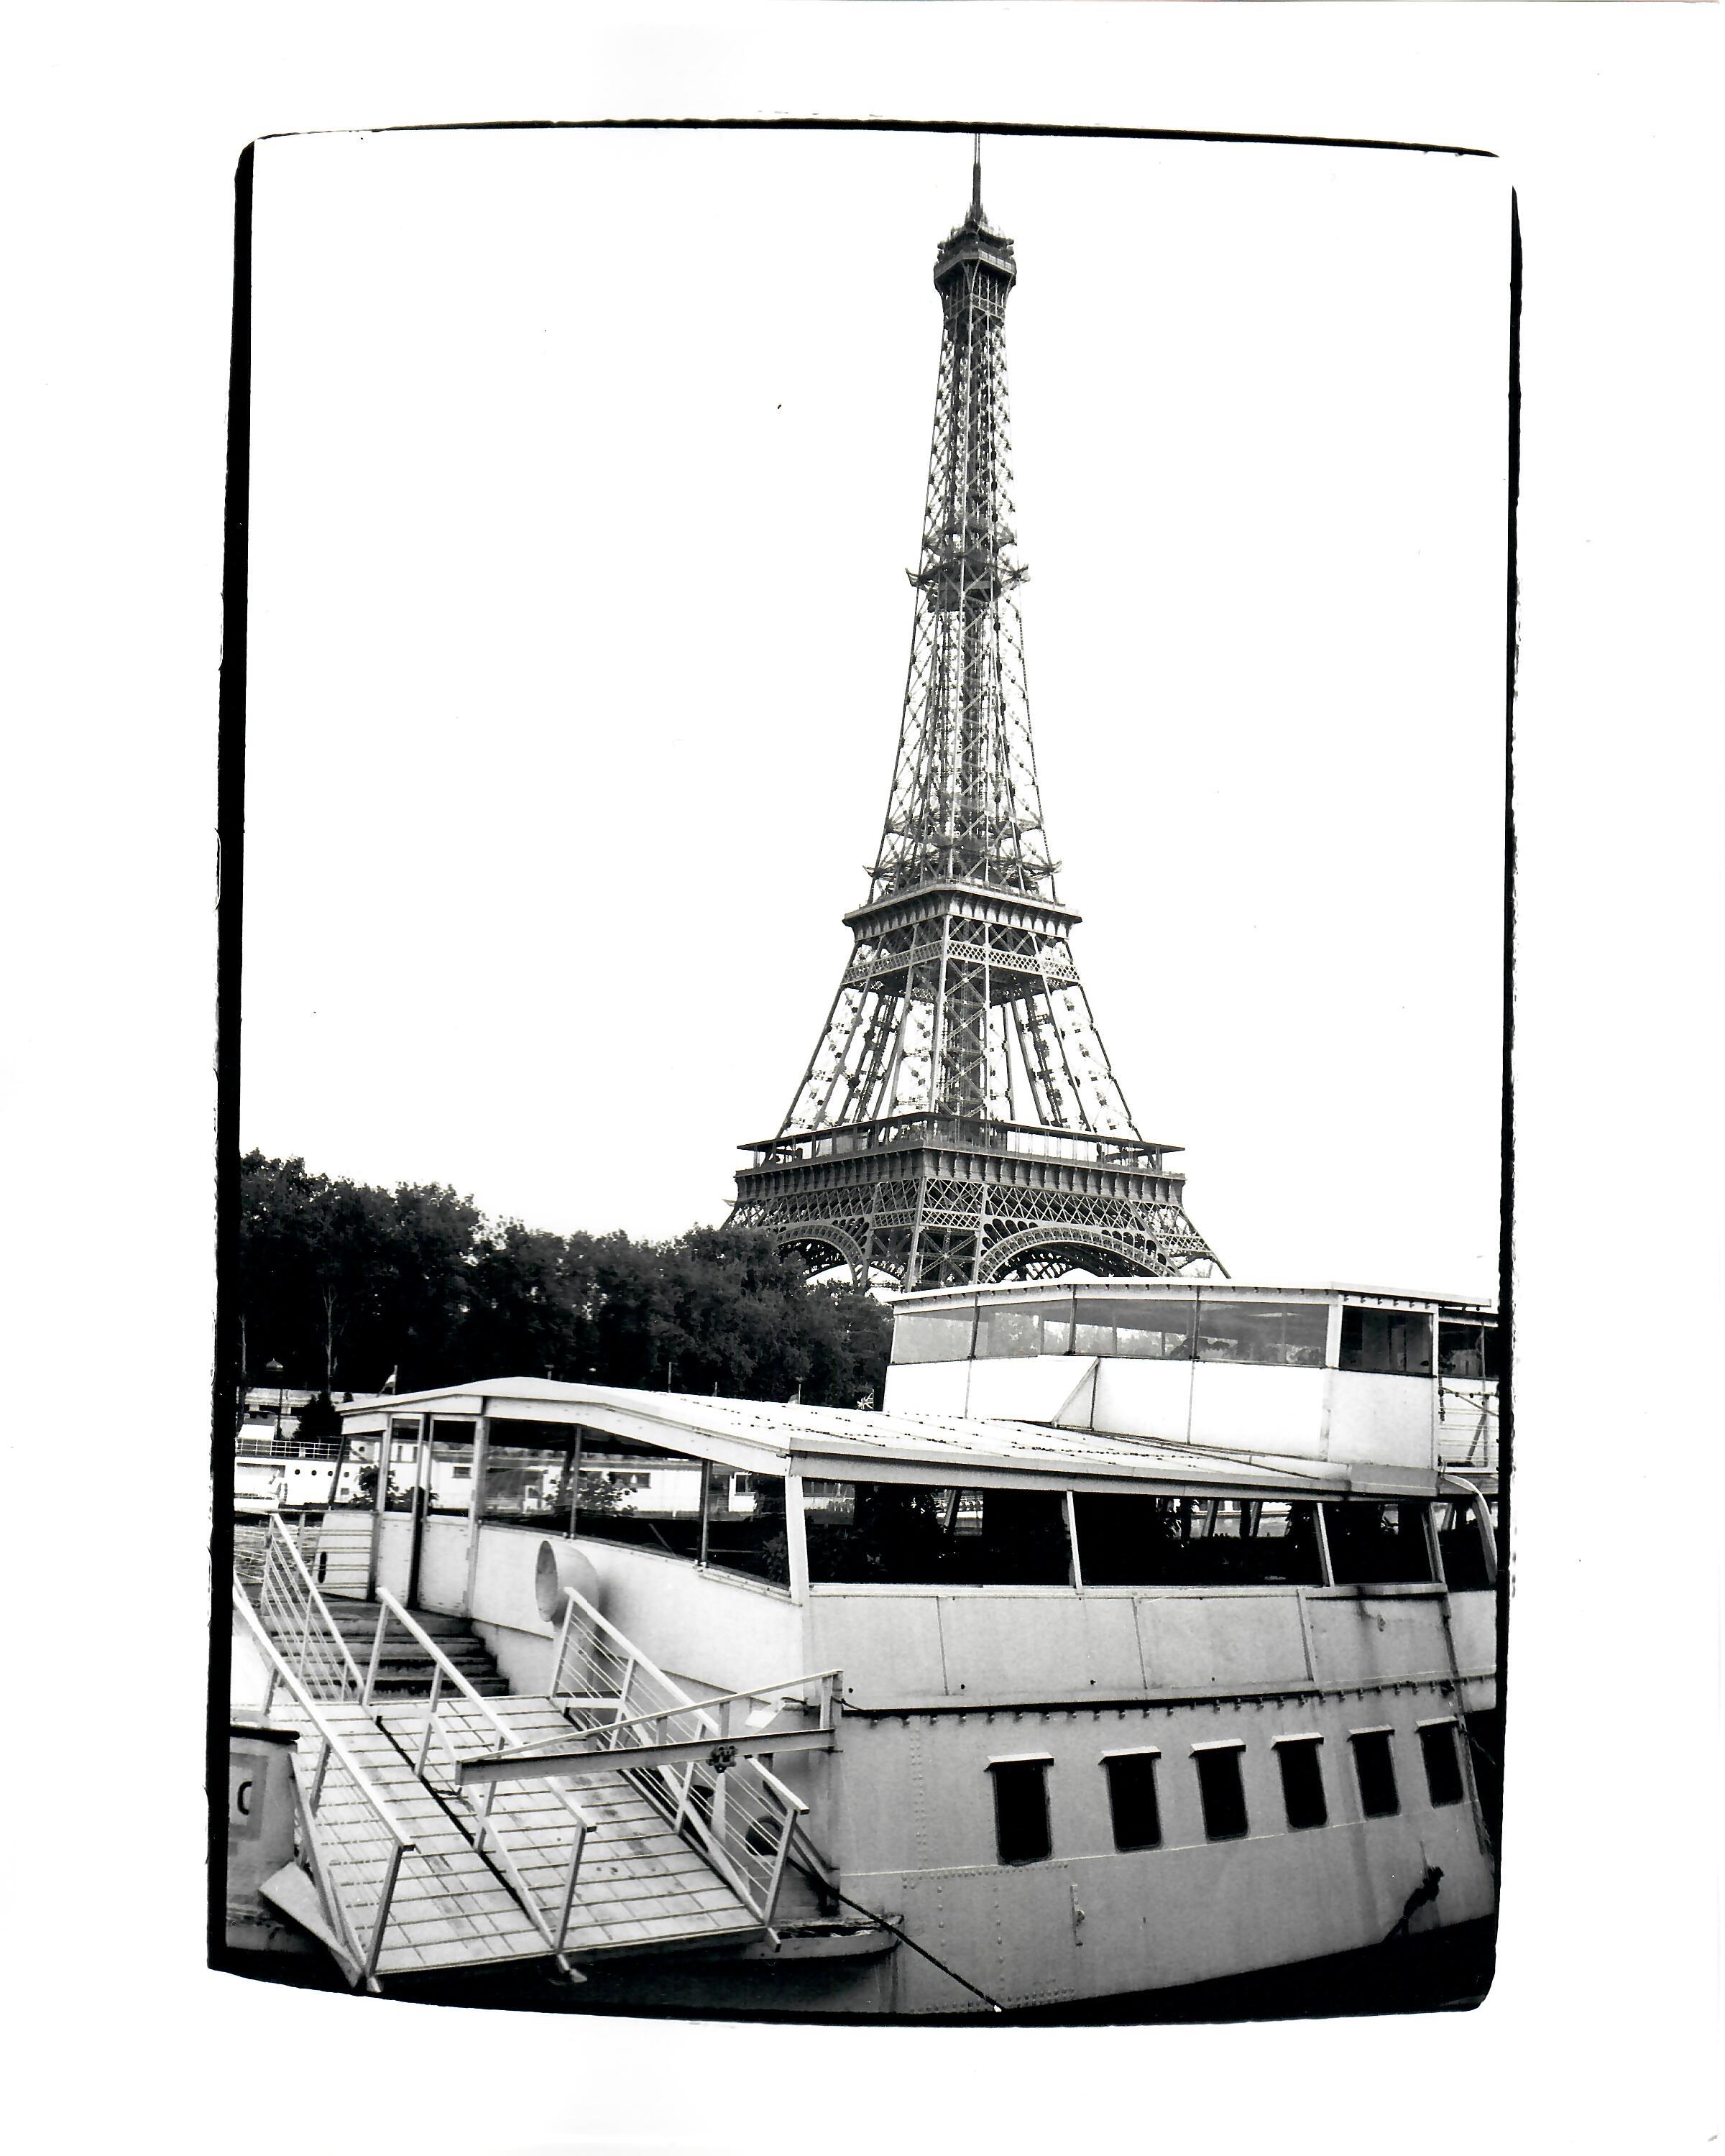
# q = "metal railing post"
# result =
<box><xmin>611</xmin><ymin>1654</ymin><xmax>636</xmax><ymax>1744</ymax></box>
<box><xmin>310</xmin><ymin>1734</ymin><xmax>332</xmax><ymax>1810</ymax></box>
<box><xmin>415</xmin><ymin>1665</ymin><xmax>443</xmax><ymax>1779</ymax></box>
<box><xmin>550</xmin><ymin>1590</ymin><xmax>576</xmax><ymax>1698</ymax></box>
<box><xmin>363</xmin><ymin>1607</ymin><xmax>387</xmax><ymax>1710</ymax></box>
<box><xmin>553</xmin><ymin>1820</ymin><xmax>586</xmax><ymax>1954</ymax></box>
<box><xmin>362</xmin><ymin>1842</ymin><xmax>407</xmax><ymax>1992</ymax></box>
<box><xmin>762</xmin><ymin>1802</ymin><xmax>799</xmax><ymax>1927</ymax></box>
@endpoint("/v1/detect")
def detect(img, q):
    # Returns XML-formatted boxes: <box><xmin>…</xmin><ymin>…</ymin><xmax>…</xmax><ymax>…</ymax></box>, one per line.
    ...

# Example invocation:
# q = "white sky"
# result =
<box><xmin>244</xmin><ymin>126</ymin><xmax>1508</xmax><ymax>1298</ymax></box>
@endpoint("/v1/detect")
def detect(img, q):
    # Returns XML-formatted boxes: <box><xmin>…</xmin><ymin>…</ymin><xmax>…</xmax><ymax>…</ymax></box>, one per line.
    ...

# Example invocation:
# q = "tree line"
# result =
<box><xmin>239</xmin><ymin>1153</ymin><xmax>891</xmax><ymax>1411</ymax></box>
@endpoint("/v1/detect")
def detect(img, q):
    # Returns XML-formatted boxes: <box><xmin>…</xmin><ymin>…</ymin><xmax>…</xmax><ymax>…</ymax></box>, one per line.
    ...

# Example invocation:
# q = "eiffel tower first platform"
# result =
<box><xmin>730</xmin><ymin>144</ymin><xmax>1220</xmax><ymax>1292</ymax></box>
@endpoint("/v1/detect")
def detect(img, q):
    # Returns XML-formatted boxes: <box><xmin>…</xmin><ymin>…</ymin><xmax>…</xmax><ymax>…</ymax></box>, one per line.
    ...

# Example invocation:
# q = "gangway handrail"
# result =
<box><xmin>547</xmin><ymin>1582</ymin><xmax>827</xmax><ymax>1918</ymax></box>
<box><xmin>262</xmin><ymin>1512</ymin><xmax>367</xmax><ymax>1699</ymax></box>
<box><xmin>368</xmin><ymin>1589</ymin><xmax>513</xmax><ymax>1743</ymax></box>
<box><xmin>233</xmin><ymin>1580</ymin><xmax>416</xmax><ymax>1989</ymax></box>
<box><xmin>550</xmin><ymin>1586</ymin><xmax>817</xmax><ymax>1812</ymax></box>
<box><xmin>564</xmin><ymin>1667</ymin><xmax>842</xmax><ymax>1756</ymax></box>
<box><xmin>234</xmin><ymin>1585</ymin><xmax>418</xmax><ymax>1845</ymax></box>
<box><xmin>366</xmin><ymin>1588</ymin><xmax>597</xmax><ymax>1963</ymax></box>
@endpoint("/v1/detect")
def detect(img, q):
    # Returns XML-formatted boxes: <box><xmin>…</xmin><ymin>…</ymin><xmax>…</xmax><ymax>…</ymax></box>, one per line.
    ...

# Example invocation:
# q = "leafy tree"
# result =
<box><xmin>295</xmin><ymin>1391</ymin><xmax>343</xmax><ymax>1443</ymax></box>
<box><xmin>235</xmin><ymin>1155</ymin><xmax>893</xmax><ymax>1412</ymax></box>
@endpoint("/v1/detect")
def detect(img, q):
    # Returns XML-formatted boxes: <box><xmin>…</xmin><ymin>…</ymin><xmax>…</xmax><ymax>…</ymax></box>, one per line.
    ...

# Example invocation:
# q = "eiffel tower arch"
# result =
<box><xmin>730</xmin><ymin>142</ymin><xmax>1220</xmax><ymax>1294</ymax></box>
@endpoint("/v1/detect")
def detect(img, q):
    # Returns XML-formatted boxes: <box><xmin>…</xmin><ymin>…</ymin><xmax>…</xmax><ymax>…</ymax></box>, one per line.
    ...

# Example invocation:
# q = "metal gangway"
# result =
<box><xmin>235</xmin><ymin>1515</ymin><xmax>839</xmax><ymax>1991</ymax></box>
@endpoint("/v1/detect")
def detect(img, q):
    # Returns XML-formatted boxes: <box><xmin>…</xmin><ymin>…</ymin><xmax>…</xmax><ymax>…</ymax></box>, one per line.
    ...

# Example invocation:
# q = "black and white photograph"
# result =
<box><xmin>9</xmin><ymin>5</ymin><xmax>1719</xmax><ymax>2149</ymax></box>
<box><xmin>224</xmin><ymin>121</ymin><xmax>1509</xmax><ymax>2021</ymax></box>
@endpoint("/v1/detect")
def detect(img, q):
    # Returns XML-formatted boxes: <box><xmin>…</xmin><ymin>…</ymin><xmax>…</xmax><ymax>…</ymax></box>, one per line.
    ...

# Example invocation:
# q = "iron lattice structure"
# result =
<box><xmin>730</xmin><ymin>149</ymin><xmax>1220</xmax><ymax>1291</ymax></box>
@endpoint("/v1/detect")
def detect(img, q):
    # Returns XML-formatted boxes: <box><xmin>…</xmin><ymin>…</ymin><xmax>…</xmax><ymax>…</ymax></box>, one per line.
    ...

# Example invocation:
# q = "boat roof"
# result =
<box><xmin>891</xmin><ymin>1280</ymin><xmax>1497</xmax><ymax>1314</ymax></box>
<box><xmin>336</xmin><ymin>1378</ymin><xmax>1435</xmax><ymax>1497</ymax></box>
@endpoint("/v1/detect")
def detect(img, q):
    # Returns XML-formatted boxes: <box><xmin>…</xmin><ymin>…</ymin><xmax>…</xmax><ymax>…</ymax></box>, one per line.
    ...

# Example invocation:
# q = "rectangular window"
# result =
<box><xmin>329</xmin><ymin>1437</ymin><xmax>377</xmax><ymax>1511</ymax></box>
<box><xmin>1072</xmin><ymin>1296</ymin><xmax>1196</xmax><ymax>1360</ymax></box>
<box><xmin>1323</xmin><ymin>1501</ymin><xmax>1434</xmax><ymax>1586</ymax></box>
<box><xmin>1463</xmin><ymin>1709</ymin><xmax>1504</xmax><ymax>1838</ymax></box>
<box><xmin>1418</xmin><ymin>1722</ymin><xmax>1466</xmax><ymax>1808</ymax></box>
<box><xmin>1072</xmin><ymin>1494</ymin><xmax>1324</xmax><ymax>1588</ymax></box>
<box><xmin>479</xmin><ymin>1423</ymin><xmax>576</xmax><ymax>1527</ymax></box>
<box><xmin>702</xmin><ymin>1471</ymin><xmax>790</xmax><ymax>1588</ymax></box>
<box><xmin>1274</xmin><ymin>1737</ymin><xmax>1328</xmax><ymax>1830</ymax></box>
<box><xmin>1339</xmin><ymin>1306</ymin><xmax>1434</xmax><ymax>1377</ymax></box>
<box><xmin>576</xmin><ymin>1434</ymin><xmax>705</xmax><ymax>1560</ymax></box>
<box><xmin>891</xmin><ymin>1309</ymin><xmax>977</xmax><ymax>1364</ymax></box>
<box><xmin>974</xmin><ymin>1301</ymin><xmax>1051</xmax><ymax>1360</ymax></box>
<box><xmin>1350</xmin><ymin>1730</ymin><xmax>1400</xmax><ymax>1818</ymax></box>
<box><xmin>1194</xmin><ymin>1745</ymin><xmax>1249</xmax><ymax>1841</ymax></box>
<box><xmin>1434</xmin><ymin>1498</ymin><xmax>1491</xmax><ymax>1592</ymax></box>
<box><xmin>805</xmin><ymin>1480</ymin><xmax>1071</xmax><ymax>1586</ymax></box>
<box><xmin>1103</xmin><ymin>1751</ymin><xmax>1162</xmax><ymax>1851</ymax></box>
<box><xmin>988</xmin><ymin>1759</ymin><xmax>1052</xmax><ymax>1865</ymax></box>
<box><xmin>1438</xmin><ymin>1320</ymin><xmax>1500</xmax><ymax>1382</ymax></box>
<box><xmin>1039</xmin><ymin>1304</ymin><xmax>1075</xmax><ymax>1355</ymax></box>
<box><xmin>384</xmin><ymin>1416</ymin><xmax>420</xmax><ymax>1511</ymax></box>
<box><xmin>1194</xmin><ymin>1302</ymin><xmax>1330</xmax><ymax>1369</ymax></box>
<box><xmin>426</xmin><ymin>1419</ymin><xmax>476</xmax><ymax>1514</ymax></box>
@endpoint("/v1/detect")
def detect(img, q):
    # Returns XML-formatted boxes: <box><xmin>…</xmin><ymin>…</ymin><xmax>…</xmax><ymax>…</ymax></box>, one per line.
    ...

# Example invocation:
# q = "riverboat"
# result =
<box><xmin>228</xmin><ymin>1276</ymin><xmax>1501</xmax><ymax>2016</ymax></box>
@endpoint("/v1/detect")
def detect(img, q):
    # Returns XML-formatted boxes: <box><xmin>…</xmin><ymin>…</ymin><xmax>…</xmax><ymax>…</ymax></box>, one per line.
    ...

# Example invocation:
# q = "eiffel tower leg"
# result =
<box><xmin>860</xmin><ymin>1184</ymin><xmax>883</xmax><ymax>1287</ymax></box>
<box><xmin>906</xmin><ymin>1179</ymin><xmax>928</xmax><ymax>1291</ymax></box>
<box><xmin>970</xmin><ymin>1187</ymin><xmax>990</xmax><ymax>1284</ymax></box>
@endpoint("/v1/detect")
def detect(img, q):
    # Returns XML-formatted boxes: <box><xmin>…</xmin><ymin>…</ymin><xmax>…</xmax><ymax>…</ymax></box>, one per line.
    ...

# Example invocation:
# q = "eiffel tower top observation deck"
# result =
<box><xmin>730</xmin><ymin>143</ymin><xmax>1220</xmax><ymax>1291</ymax></box>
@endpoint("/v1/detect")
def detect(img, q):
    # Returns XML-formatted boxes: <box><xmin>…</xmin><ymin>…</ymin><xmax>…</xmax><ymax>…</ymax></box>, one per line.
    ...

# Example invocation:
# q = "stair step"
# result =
<box><xmin>259</xmin><ymin>1598</ymin><xmax>510</xmax><ymax>1704</ymax></box>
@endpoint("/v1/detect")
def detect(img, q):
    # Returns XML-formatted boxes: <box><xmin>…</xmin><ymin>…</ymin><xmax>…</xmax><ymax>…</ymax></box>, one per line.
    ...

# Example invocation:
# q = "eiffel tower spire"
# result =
<box><xmin>730</xmin><ymin>149</ymin><xmax>1220</xmax><ymax>1290</ymax></box>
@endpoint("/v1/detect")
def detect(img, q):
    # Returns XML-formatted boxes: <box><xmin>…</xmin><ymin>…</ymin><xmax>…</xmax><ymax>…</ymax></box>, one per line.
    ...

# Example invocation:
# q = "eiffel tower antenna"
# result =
<box><xmin>730</xmin><ymin>155</ymin><xmax>1220</xmax><ymax>1291</ymax></box>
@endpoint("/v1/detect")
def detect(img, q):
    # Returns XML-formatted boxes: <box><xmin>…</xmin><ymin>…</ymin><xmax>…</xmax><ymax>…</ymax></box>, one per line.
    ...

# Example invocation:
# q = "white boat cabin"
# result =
<box><xmin>885</xmin><ymin>1277</ymin><xmax>1499</xmax><ymax>1482</ymax></box>
<box><xmin>327</xmin><ymin>1274</ymin><xmax>1499</xmax><ymax>1717</ymax></box>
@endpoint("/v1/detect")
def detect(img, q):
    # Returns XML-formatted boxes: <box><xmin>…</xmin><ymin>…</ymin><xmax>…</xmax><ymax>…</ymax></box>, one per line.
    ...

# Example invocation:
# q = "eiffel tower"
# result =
<box><xmin>730</xmin><ymin>142</ymin><xmax>1220</xmax><ymax>1291</ymax></box>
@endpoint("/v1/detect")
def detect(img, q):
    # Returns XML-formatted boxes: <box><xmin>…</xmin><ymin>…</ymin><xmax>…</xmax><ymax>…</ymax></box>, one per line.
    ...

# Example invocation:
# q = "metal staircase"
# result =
<box><xmin>232</xmin><ymin>1516</ymin><xmax>839</xmax><ymax>1992</ymax></box>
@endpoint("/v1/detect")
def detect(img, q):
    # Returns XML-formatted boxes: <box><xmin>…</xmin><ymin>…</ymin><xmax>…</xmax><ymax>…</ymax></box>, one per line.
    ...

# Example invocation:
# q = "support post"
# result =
<box><xmin>784</xmin><ymin>1473</ymin><xmax>811</xmax><ymax>1603</ymax></box>
<box><xmin>1313</xmin><ymin>1502</ymin><xmax>1336</xmax><ymax>1588</ymax></box>
<box><xmin>462</xmin><ymin>1405</ymin><xmax>489</xmax><ymax>1621</ymax></box>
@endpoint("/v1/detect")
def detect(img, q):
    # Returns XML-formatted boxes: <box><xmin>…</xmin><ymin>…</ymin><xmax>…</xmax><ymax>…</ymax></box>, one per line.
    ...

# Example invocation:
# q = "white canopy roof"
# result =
<box><xmin>338</xmin><ymin>1377</ymin><xmax>1430</xmax><ymax>1496</ymax></box>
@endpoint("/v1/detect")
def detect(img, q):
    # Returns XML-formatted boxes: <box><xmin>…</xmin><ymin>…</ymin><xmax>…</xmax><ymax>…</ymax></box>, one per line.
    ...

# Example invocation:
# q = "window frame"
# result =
<box><xmin>1348</xmin><ymin>1726</ymin><xmax>1402</xmax><ymax>1818</ymax></box>
<box><xmin>986</xmin><ymin>1754</ymin><xmax>1054</xmax><ymax>1867</ymax></box>
<box><xmin>1271</xmin><ymin>1733</ymin><xmax>1329</xmax><ymax>1831</ymax></box>
<box><xmin>1416</xmin><ymin>1718</ymin><xmax>1468</xmax><ymax>1809</ymax></box>
<box><xmin>1338</xmin><ymin>1304</ymin><xmax>1435</xmax><ymax>1378</ymax></box>
<box><xmin>1100</xmin><ymin>1746</ymin><xmax>1164</xmax><ymax>1853</ymax></box>
<box><xmin>1191</xmin><ymin>1738</ymin><xmax>1250</xmax><ymax>1843</ymax></box>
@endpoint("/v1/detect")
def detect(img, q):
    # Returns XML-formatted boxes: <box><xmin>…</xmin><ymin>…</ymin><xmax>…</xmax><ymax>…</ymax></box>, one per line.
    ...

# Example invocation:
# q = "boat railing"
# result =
<box><xmin>364</xmin><ymin>1590</ymin><xmax>597</xmax><ymax>1962</ymax></box>
<box><xmin>546</xmin><ymin>1583</ymin><xmax>833</xmax><ymax>1927</ymax></box>
<box><xmin>231</xmin><ymin>1583</ymin><xmax>415</xmax><ymax>1991</ymax></box>
<box><xmin>1436</xmin><ymin>1381</ymin><xmax>1499</xmax><ymax>1471</ymax></box>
